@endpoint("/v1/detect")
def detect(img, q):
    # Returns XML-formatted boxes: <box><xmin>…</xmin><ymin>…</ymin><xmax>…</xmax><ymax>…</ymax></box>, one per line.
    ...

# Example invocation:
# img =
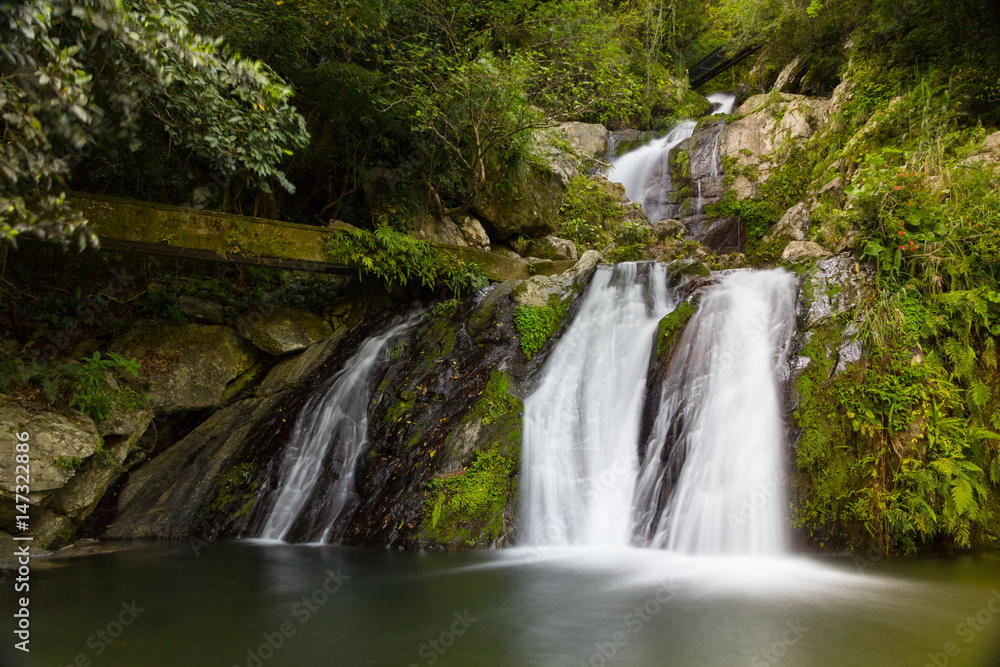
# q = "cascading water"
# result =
<box><xmin>607</xmin><ymin>92</ymin><xmax>736</xmax><ymax>224</ymax></box>
<box><xmin>520</xmin><ymin>262</ymin><xmax>673</xmax><ymax>547</ymax></box>
<box><xmin>633</xmin><ymin>269</ymin><xmax>797</xmax><ymax>555</ymax></box>
<box><xmin>607</xmin><ymin>121</ymin><xmax>696</xmax><ymax>225</ymax></box>
<box><xmin>521</xmin><ymin>266</ymin><xmax>796</xmax><ymax>556</ymax></box>
<box><xmin>256</xmin><ymin>316</ymin><xmax>417</xmax><ymax>542</ymax></box>
<box><xmin>706</xmin><ymin>92</ymin><xmax>736</xmax><ymax>115</ymax></box>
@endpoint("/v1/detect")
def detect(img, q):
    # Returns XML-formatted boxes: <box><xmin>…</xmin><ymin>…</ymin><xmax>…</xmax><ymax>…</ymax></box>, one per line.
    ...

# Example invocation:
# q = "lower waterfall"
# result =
<box><xmin>634</xmin><ymin>269</ymin><xmax>797</xmax><ymax>555</ymax></box>
<box><xmin>521</xmin><ymin>262</ymin><xmax>673</xmax><ymax>547</ymax></box>
<box><xmin>521</xmin><ymin>266</ymin><xmax>797</xmax><ymax>555</ymax></box>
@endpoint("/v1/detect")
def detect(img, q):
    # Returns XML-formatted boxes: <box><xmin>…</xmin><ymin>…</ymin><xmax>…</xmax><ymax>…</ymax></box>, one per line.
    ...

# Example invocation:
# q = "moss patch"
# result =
<box><xmin>514</xmin><ymin>294</ymin><xmax>568</xmax><ymax>359</ymax></box>
<box><xmin>657</xmin><ymin>301</ymin><xmax>697</xmax><ymax>361</ymax></box>
<box><xmin>200</xmin><ymin>462</ymin><xmax>259</xmax><ymax>520</ymax></box>
<box><xmin>420</xmin><ymin>371</ymin><xmax>523</xmax><ymax>548</ymax></box>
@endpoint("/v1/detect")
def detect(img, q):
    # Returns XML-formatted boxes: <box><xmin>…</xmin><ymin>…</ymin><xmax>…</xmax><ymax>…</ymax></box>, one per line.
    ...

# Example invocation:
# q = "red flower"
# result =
<box><xmin>899</xmin><ymin>230</ymin><xmax>905</xmax><ymax>235</ymax></box>
<box><xmin>899</xmin><ymin>245</ymin><xmax>905</xmax><ymax>250</ymax></box>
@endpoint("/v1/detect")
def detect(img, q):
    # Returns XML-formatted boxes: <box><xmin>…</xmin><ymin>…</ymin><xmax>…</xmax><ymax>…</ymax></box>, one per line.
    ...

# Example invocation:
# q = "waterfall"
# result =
<box><xmin>607</xmin><ymin>92</ymin><xmax>735</xmax><ymax>224</ymax></box>
<box><xmin>706</xmin><ymin>92</ymin><xmax>736</xmax><ymax>115</ymax></box>
<box><xmin>256</xmin><ymin>316</ymin><xmax>417</xmax><ymax>542</ymax></box>
<box><xmin>634</xmin><ymin>270</ymin><xmax>797</xmax><ymax>555</ymax></box>
<box><xmin>521</xmin><ymin>262</ymin><xmax>673</xmax><ymax>547</ymax></box>
<box><xmin>607</xmin><ymin>120</ymin><xmax>696</xmax><ymax>224</ymax></box>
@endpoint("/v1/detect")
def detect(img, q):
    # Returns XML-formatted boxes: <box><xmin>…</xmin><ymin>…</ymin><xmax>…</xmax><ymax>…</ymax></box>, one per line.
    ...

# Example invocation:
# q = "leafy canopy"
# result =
<box><xmin>0</xmin><ymin>0</ymin><xmax>309</xmax><ymax>245</ymax></box>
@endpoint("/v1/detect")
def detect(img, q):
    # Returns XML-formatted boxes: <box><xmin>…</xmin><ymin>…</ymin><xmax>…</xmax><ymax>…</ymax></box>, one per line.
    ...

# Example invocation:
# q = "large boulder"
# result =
<box><xmin>47</xmin><ymin>409</ymin><xmax>153</xmax><ymax>522</ymax></box>
<box><xmin>0</xmin><ymin>402</ymin><xmax>116</xmax><ymax>548</ymax></box>
<box><xmin>719</xmin><ymin>93</ymin><xmax>831</xmax><ymax>184</ymax></box>
<box><xmin>781</xmin><ymin>240</ymin><xmax>831</xmax><ymax>262</ymax></box>
<box><xmin>255</xmin><ymin>330</ymin><xmax>346</xmax><ymax>398</ymax></box>
<box><xmin>960</xmin><ymin>131</ymin><xmax>1000</xmax><ymax>167</ymax></box>
<box><xmin>559</xmin><ymin>122</ymin><xmax>611</xmax><ymax>158</ymax></box>
<box><xmin>105</xmin><ymin>393</ymin><xmax>287</xmax><ymax>539</ymax></box>
<box><xmin>772</xmin><ymin>57</ymin><xmax>804</xmax><ymax>93</ymax></box>
<box><xmin>765</xmin><ymin>202</ymin><xmax>811</xmax><ymax>242</ymax></box>
<box><xmin>472</xmin><ymin>163</ymin><xmax>565</xmax><ymax>240</ymax></box>
<box><xmin>237</xmin><ymin>307</ymin><xmax>333</xmax><ymax>356</ymax></box>
<box><xmin>0</xmin><ymin>404</ymin><xmax>100</xmax><ymax>499</ymax></box>
<box><xmin>409</xmin><ymin>214</ymin><xmax>468</xmax><ymax>247</ymax></box>
<box><xmin>532</xmin><ymin>126</ymin><xmax>584</xmax><ymax>187</ymax></box>
<box><xmin>178</xmin><ymin>296</ymin><xmax>225</xmax><ymax>324</ymax></box>
<box><xmin>452</xmin><ymin>215</ymin><xmax>491</xmax><ymax>249</ymax></box>
<box><xmin>516</xmin><ymin>235</ymin><xmax>579</xmax><ymax>261</ymax></box>
<box><xmin>512</xmin><ymin>250</ymin><xmax>601</xmax><ymax>307</ymax></box>
<box><xmin>112</xmin><ymin>321</ymin><xmax>257</xmax><ymax>412</ymax></box>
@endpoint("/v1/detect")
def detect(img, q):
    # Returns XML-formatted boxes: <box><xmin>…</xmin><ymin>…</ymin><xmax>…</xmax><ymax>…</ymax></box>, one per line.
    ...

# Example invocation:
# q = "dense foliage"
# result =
<box><xmin>0</xmin><ymin>0</ymin><xmax>308</xmax><ymax>245</ymax></box>
<box><xmin>67</xmin><ymin>0</ymin><xmax>722</xmax><ymax>227</ymax></box>
<box><xmin>738</xmin><ymin>5</ymin><xmax>1000</xmax><ymax>553</ymax></box>
<box><xmin>326</xmin><ymin>226</ymin><xmax>488</xmax><ymax>297</ymax></box>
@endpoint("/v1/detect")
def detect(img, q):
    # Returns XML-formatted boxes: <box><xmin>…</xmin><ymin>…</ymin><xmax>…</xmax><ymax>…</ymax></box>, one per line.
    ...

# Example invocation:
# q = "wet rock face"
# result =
<box><xmin>344</xmin><ymin>292</ymin><xmax>531</xmax><ymax>549</ymax></box>
<box><xmin>779</xmin><ymin>254</ymin><xmax>875</xmax><ymax>550</ymax></box>
<box><xmin>782</xmin><ymin>253</ymin><xmax>873</xmax><ymax>421</ymax></box>
<box><xmin>626</xmin><ymin>118</ymin><xmax>740</xmax><ymax>254</ymax></box>
<box><xmin>340</xmin><ymin>276</ymin><xmax>589</xmax><ymax>550</ymax></box>
<box><xmin>105</xmin><ymin>393</ymin><xmax>288</xmax><ymax>539</ymax></box>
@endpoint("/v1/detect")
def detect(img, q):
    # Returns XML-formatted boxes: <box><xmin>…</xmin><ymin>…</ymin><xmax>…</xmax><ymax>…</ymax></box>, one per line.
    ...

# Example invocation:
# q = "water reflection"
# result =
<box><xmin>3</xmin><ymin>543</ymin><xmax>1000</xmax><ymax>667</ymax></box>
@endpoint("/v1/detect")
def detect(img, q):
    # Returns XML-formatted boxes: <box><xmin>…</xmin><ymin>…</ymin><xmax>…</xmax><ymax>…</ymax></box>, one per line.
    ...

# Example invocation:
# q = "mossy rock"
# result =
<box><xmin>657</xmin><ymin>301</ymin><xmax>697</xmax><ymax>362</ymax></box>
<box><xmin>111</xmin><ymin>321</ymin><xmax>257</xmax><ymax>412</ymax></box>
<box><xmin>237</xmin><ymin>307</ymin><xmax>333</xmax><ymax>356</ymax></box>
<box><xmin>419</xmin><ymin>371</ymin><xmax>523</xmax><ymax>549</ymax></box>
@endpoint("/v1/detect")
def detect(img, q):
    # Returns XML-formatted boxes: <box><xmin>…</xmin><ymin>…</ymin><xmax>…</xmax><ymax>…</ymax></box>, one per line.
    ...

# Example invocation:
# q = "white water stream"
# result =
<box><xmin>635</xmin><ymin>269</ymin><xmax>797</xmax><ymax>555</ymax></box>
<box><xmin>257</xmin><ymin>317</ymin><xmax>416</xmax><ymax>542</ymax></box>
<box><xmin>521</xmin><ymin>267</ymin><xmax>797</xmax><ymax>555</ymax></box>
<box><xmin>607</xmin><ymin>91</ymin><xmax>736</xmax><ymax>223</ymax></box>
<box><xmin>521</xmin><ymin>262</ymin><xmax>672</xmax><ymax>546</ymax></box>
<box><xmin>606</xmin><ymin>120</ymin><xmax>696</xmax><ymax>224</ymax></box>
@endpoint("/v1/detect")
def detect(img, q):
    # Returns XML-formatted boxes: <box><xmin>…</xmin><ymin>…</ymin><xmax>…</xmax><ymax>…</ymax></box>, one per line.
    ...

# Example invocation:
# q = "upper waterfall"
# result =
<box><xmin>706</xmin><ymin>92</ymin><xmax>736</xmax><ymax>115</ymax></box>
<box><xmin>606</xmin><ymin>121</ymin><xmax>696</xmax><ymax>225</ymax></box>
<box><xmin>606</xmin><ymin>91</ymin><xmax>735</xmax><ymax>226</ymax></box>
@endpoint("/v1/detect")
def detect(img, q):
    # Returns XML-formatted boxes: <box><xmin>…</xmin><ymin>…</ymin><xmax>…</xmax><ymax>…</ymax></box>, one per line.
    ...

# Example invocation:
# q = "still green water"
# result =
<box><xmin>4</xmin><ymin>542</ymin><xmax>1000</xmax><ymax>666</ymax></box>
